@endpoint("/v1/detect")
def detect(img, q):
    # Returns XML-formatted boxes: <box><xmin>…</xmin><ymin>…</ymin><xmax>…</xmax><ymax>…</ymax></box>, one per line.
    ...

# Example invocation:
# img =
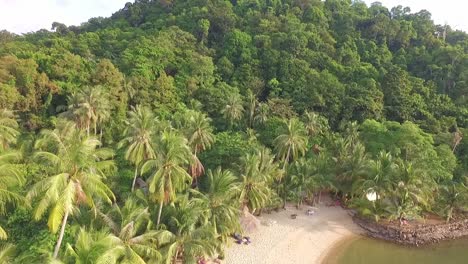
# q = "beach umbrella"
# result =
<box><xmin>240</xmin><ymin>207</ymin><xmax>260</xmax><ymax>233</ymax></box>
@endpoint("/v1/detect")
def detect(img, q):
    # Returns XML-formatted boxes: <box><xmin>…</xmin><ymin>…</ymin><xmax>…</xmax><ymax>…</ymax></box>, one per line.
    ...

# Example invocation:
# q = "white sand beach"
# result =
<box><xmin>223</xmin><ymin>200</ymin><xmax>362</xmax><ymax>264</ymax></box>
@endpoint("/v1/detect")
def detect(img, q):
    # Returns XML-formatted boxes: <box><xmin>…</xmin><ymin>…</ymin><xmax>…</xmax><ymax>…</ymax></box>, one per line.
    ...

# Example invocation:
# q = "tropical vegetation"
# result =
<box><xmin>0</xmin><ymin>0</ymin><xmax>467</xmax><ymax>262</ymax></box>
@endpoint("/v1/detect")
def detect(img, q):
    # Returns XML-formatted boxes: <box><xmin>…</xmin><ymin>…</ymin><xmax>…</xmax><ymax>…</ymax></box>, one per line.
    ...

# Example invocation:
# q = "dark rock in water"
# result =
<box><xmin>353</xmin><ymin>216</ymin><xmax>468</xmax><ymax>246</ymax></box>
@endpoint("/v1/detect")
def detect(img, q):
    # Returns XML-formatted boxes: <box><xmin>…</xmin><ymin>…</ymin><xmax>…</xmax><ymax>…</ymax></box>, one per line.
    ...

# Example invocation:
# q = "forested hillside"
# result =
<box><xmin>0</xmin><ymin>0</ymin><xmax>467</xmax><ymax>263</ymax></box>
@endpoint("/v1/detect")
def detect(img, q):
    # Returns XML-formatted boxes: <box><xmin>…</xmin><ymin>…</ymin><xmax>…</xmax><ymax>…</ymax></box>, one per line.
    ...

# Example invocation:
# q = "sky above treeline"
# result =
<box><xmin>0</xmin><ymin>0</ymin><xmax>467</xmax><ymax>34</ymax></box>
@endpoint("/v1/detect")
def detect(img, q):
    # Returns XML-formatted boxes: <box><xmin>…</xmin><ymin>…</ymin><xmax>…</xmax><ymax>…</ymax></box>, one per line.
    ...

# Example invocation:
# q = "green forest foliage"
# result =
<box><xmin>0</xmin><ymin>0</ymin><xmax>467</xmax><ymax>262</ymax></box>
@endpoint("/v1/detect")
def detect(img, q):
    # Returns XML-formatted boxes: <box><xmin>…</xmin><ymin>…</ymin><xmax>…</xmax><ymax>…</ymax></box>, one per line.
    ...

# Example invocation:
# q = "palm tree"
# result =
<box><xmin>451</xmin><ymin>130</ymin><xmax>463</xmax><ymax>153</ymax></box>
<box><xmin>438</xmin><ymin>180</ymin><xmax>468</xmax><ymax>222</ymax></box>
<box><xmin>198</xmin><ymin>167</ymin><xmax>240</xmax><ymax>240</ymax></box>
<box><xmin>0</xmin><ymin>243</ymin><xmax>15</xmax><ymax>264</ymax></box>
<box><xmin>118</xmin><ymin>105</ymin><xmax>157</xmax><ymax>192</ymax></box>
<box><xmin>352</xmin><ymin>151</ymin><xmax>396</xmax><ymax>201</ymax></box>
<box><xmin>81</xmin><ymin>86</ymin><xmax>111</xmax><ymax>137</ymax></box>
<box><xmin>60</xmin><ymin>86</ymin><xmax>110</xmax><ymax>136</ymax></box>
<box><xmin>238</xmin><ymin>149</ymin><xmax>280</xmax><ymax>212</ymax></box>
<box><xmin>348</xmin><ymin>151</ymin><xmax>396</xmax><ymax>221</ymax></box>
<box><xmin>184</xmin><ymin>111</ymin><xmax>214</xmax><ymax>156</ymax></box>
<box><xmin>141</xmin><ymin>130</ymin><xmax>192</xmax><ymax>227</ymax></box>
<box><xmin>93</xmin><ymin>96</ymin><xmax>111</xmax><ymax>139</ymax></box>
<box><xmin>98</xmin><ymin>198</ymin><xmax>172</xmax><ymax>263</ymax></box>
<box><xmin>245</xmin><ymin>90</ymin><xmax>257</xmax><ymax>128</ymax></box>
<box><xmin>178</xmin><ymin>110</ymin><xmax>214</xmax><ymax>181</ymax></box>
<box><xmin>0</xmin><ymin>151</ymin><xmax>24</xmax><ymax>240</ymax></box>
<box><xmin>303</xmin><ymin>111</ymin><xmax>328</xmax><ymax>137</ymax></box>
<box><xmin>287</xmin><ymin>158</ymin><xmax>313</xmax><ymax>208</ymax></box>
<box><xmin>333</xmin><ymin>138</ymin><xmax>369</xmax><ymax>195</ymax></box>
<box><xmin>27</xmin><ymin>119</ymin><xmax>115</xmax><ymax>258</ymax></box>
<box><xmin>65</xmin><ymin>228</ymin><xmax>117</xmax><ymax>264</ymax></box>
<box><xmin>254</xmin><ymin>103</ymin><xmax>269</xmax><ymax>125</ymax></box>
<box><xmin>59</xmin><ymin>91</ymin><xmax>83</xmax><ymax>129</ymax></box>
<box><xmin>343</xmin><ymin>121</ymin><xmax>360</xmax><ymax>145</ymax></box>
<box><xmin>386</xmin><ymin>162</ymin><xmax>434</xmax><ymax>224</ymax></box>
<box><xmin>0</xmin><ymin>109</ymin><xmax>19</xmax><ymax>151</ymax></box>
<box><xmin>245</xmin><ymin>128</ymin><xmax>259</xmax><ymax>144</ymax></box>
<box><xmin>274</xmin><ymin>118</ymin><xmax>308</xmax><ymax>170</ymax></box>
<box><xmin>60</xmin><ymin>90</ymin><xmax>91</xmax><ymax>135</ymax></box>
<box><xmin>160</xmin><ymin>196</ymin><xmax>219</xmax><ymax>264</ymax></box>
<box><xmin>287</xmin><ymin>155</ymin><xmax>334</xmax><ymax>208</ymax></box>
<box><xmin>309</xmin><ymin>153</ymin><xmax>335</xmax><ymax>204</ymax></box>
<box><xmin>222</xmin><ymin>94</ymin><xmax>244</xmax><ymax>129</ymax></box>
<box><xmin>255</xmin><ymin>147</ymin><xmax>284</xmax><ymax>184</ymax></box>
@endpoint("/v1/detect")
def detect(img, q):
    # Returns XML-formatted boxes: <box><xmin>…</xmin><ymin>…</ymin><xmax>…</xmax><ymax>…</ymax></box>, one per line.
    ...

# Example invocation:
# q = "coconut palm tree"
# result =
<box><xmin>0</xmin><ymin>109</ymin><xmax>19</xmax><ymax>151</ymax></box>
<box><xmin>98</xmin><ymin>198</ymin><xmax>172</xmax><ymax>263</ymax></box>
<box><xmin>302</xmin><ymin>111</ymin><xmax>328</xmax><ymax>137</ymax></box>
<box><xmin>81</xmin><ymin>86</ymin><xmax>111</xmax><ymax>137</ymax></box>
<box><xmin>59</xmin><ymin>90</ymin><xmax>91</xmax><ymax>135</ymax></box>
<box><xmin>0</xmin><ymin>151</ymin><xmax>24</xmax><ymax>240</ymax></box>
<box><xmin>27</xmin><ymin>119</ymin><xmax>115</xmax><ymax>258</ymax></box>
<box><xmin>58</xmin><ymin>91</ymin><xmax>80</xmax><ymax>124</ymax></box>
<box><xmin>287</xmin><ymin>158</ymin><xmax>313</xmax><ymax>208</ymax></box>
<box><xmin>238</xmin><ymin>149</ymin><xmax>279</xmax><ymax>212</ymax></box>
<box><xmin>160</xmin><ymin>196</ymin><xmax>219</xmax><ymax>264</ymax></box>
<box><xmin>343</xmin><ymin>121</ymin><xmax>360</xmax><ymax>146</ymax></box>
<box><xmin>438</xmin><ymin>180</ymin><xmax>468</xmax><ymax>222</ymax></box>
<box><xmin>348</xmin><ymin>151</ymin><xmax>397</xmax><ymax>221</ymax></box>
<box><xmin>254</xmin><ymin>103</ymin><xmax>269</xmax><ymax>126</ymax></box>
<box><xmin>245</xmin><ymin>90</ymin><xmax>257</xmax><ymax>128</ymax></box>
<box><xmin>65</xmin><ymin>228</ymin><xmax>117</xmax><ymax>264</ymax></box>
<box><xmin>274</xmin><ymin>118</ymin><xmax>308</xmax><ymax>170</ymax></box>
<box><xmin>118</xmin><ymin>105</ymin><xmax>157</xmax><ymax>192</ymax></box>
<box><xmin>333</xmin><ymin>138</ymin><xmax>369</xmax><ymax>195</ymax></box>
<box><xmin>0</xmin><ymin>243</ymin><xmax>15</xmax><ymax>264</ymax></box>
<box><xmin>198</xmin><ymin>167</ymin><xmax>241</xmax><ymax>240</ymax></box>
<box><xmin>222</xmin><ymin>94</ymin><xmax>244</xmax><ymax>129</ymax></box>
<box><xmin>177</xmin><ymin>110</ymin><xmax>214</xmax><ymax>181</ymax></box>
<box><xmin>451</xmin><ymin>130</ymin><xmax>463</xmax><ymax>153</ymax></box>
<box><xmin>141</xmin><ymin>130</ymin><xmax>192</xmax><ymax>227</ymax></box>
<box><xmin>93</xmin><ymin>98</ymin><xmax>111</xmax><ymax>140</ymax></box>
<box><xmin>60</xmin><ymin>86</ymin><xmax>110</xmax><ymax>136</ymax></box>
<box><xmin>256</xmin><ymin>147</ymin><xmax>284</xmax><ymax>184</ymax></box>
<box><xmin>386</xmin><ymin>162</ymin><xmax>433</xmax><ymax>224</ymax></box>
<box><xmin>184</xmin><ymin>111</ymin><xmax>214</xmax><ymax>156</ymax></box>
<box><xmin>352</xmin><ymin>151</ymin><xmax>397</xmax><ymax>201</ymax></box>
<box><xmin>309</xmin><ymin>153</ymin><xmax>336</xmax><ymax>204</ymax></box>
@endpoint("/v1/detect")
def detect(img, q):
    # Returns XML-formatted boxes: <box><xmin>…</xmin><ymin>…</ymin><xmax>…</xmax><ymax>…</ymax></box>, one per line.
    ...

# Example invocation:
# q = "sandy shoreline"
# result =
<box><xmin>223</xmin><ymin>201</ymin><xmax>362</xmax><ymax>264</ymax></box>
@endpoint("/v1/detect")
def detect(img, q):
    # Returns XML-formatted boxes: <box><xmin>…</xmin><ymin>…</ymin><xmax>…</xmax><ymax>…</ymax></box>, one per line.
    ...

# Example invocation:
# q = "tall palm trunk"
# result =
<box><xmin>192</xmin><ymin>150</ymin><xmax>200</xmax><ymax>188</ymax></box>
<box><xmin>282</xmin><ymin>146</ymin><xmax>291</xmax><ymax>171</ymax></box>
<box><xmin>281</xmin><ymin>146</ymin><xmax>291</xmax><ymax>208</ymax></box>
<box><xmin>173</xmin><ymin>248</ymin><xmax>179</xmax><ymax>264</ymax></box>
<box><xmin>86</xmin><ymin>122</ymin><xmax>90</xmax><ymax>136</ymax></box>
<box><xmin>213</xmin><ymin>217</ymin><xmax>218</xmax><ymax>236</ymax></box>
<box><xmin>53</xmin><ymin>210</ymin><xmax>69</xmax><ymax>258</ymax></box>
<box><xmin>131</xmin><ymin>167</ymin><xmax>138</xmax><ymax>192</ymax></box>
<box><xmin>156</xmin><ymin>200</ymin><xmax>163</xmax><ymax>227</ymax></box>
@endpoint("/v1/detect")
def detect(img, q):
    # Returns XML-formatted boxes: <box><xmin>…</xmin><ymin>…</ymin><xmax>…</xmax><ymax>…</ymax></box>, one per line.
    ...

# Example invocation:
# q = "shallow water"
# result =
<box><xmin>323</xmin><ymin>236</ymin><xmax>468</xmax><ymax>264</ymax></box>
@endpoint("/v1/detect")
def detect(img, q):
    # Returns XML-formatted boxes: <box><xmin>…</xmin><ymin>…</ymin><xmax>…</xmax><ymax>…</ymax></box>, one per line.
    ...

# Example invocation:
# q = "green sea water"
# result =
<box><xmin>323</xmin><ymin>236</ymin><xmax>468</xmax><ymax>264</ymax></box>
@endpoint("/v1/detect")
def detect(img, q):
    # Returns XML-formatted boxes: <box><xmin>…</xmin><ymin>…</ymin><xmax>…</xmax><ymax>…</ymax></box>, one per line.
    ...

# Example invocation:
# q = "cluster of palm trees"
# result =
<box><xmin>0</xmin><ymin>89</ymin><xmax>467</xmax><ymax>262</ymax></box>
<box><xmin>331</xmin><ymin>125</ymin><xmax>468</xmax><ymax>224</ymax></box>
<box><xmin>59</xmin><ymin>86</ymin><xmax>111</xmax><ymax>137</ymax></box>
<box><xmin>0</xmin><ymin>95</ymin><xmax>332</xmax><ymax>263</ymax></box>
